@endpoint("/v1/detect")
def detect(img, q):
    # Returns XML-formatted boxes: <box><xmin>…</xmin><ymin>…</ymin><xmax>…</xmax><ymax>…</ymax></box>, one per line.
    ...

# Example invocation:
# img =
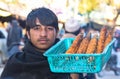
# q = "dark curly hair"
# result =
<box><xmin>26</xmin><ymin>7</ymin><xmax>58</xmax><ymax>31</ymax></box>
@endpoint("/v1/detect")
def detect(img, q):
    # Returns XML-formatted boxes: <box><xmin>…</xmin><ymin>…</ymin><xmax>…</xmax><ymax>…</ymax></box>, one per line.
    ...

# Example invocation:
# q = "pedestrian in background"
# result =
<box><xmin>6</xmin><ymin>20</ymin><xmax>23</xmax><ymax>57</ymax></box>
<box><xmin>112</xmin><ymin>28</ymin><xmax>120</xmax><ymax>75</ymax></box>
<box><xmin>62</xmin><ymin>17</ymin><xmax>81</xmax><ymax>39</ymax></box>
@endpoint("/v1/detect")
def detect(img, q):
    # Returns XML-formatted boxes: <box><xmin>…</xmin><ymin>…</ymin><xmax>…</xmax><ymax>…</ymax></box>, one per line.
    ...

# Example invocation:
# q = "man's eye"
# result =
<box><xmin>47</xmin><ymin>27</ymin><xmax>54</xmax><ymax>30</ymax></box>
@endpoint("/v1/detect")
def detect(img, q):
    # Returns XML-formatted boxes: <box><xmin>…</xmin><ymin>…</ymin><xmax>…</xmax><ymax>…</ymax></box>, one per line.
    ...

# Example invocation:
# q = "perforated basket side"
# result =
<box><xmin>47</xmin><ymin>54</ymin><xmax>103</xmax><ymax>73</ymax></box>
<box><xmin>101</xmin><ymin>39</ymin><xmax>115</xmax><ymax>66</ymax></box>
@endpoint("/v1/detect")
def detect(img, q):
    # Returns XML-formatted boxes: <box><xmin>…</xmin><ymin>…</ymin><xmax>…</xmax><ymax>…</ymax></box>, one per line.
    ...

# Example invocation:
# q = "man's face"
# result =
<box><xmin>27</xmin><ymin>19</ymin><xmax>58</xmax><ymax>52</ymax></box>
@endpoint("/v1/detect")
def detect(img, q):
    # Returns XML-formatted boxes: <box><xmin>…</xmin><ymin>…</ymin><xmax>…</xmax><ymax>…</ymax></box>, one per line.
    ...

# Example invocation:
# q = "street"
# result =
<box><xmin>96</xmin><ymin>70</ymin><xmax>120</xmax><ymax>79</ymax></box>
<box><xmin>0</xmin><ymin>65</ymin><xmax>120</xmax><ymax>79</ymax></box>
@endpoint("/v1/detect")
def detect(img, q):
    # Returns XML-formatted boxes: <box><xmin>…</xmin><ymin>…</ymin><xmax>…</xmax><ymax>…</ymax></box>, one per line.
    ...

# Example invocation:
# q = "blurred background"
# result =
<box><xmin>0</xmin><ymin>0</ymin><xmax>120</xmax><ymax>28</ymax></box>
<box><xmin>0</xmin><ymin>0</ymin><xmax>120</xmax><ymax>79</ymax></box>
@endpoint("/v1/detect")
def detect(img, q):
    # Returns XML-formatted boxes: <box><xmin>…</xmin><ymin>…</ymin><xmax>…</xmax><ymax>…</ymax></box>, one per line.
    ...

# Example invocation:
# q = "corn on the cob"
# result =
<box><xmin>97</xmin><ymin>26</ymin><xmax>107</xmax><ymax>53</ymax></box>
<box><xmin>104</xmin><ymin>29</ymin><xmax>113</xmax><ymax>48</ymax></box>
<box><xmin>66</xmin><ymin>33</ymin><xmax>83</xmax><ymax>54</ymax></box>
<box><xmin>86</xmin><ymin>35</ymin><xmax>98</xmax><ymax>54</ymax></box>
<box><xmin>77</xmin><ymin>33</ymin><xmax>91</xmax><ymax>54</ymax></box>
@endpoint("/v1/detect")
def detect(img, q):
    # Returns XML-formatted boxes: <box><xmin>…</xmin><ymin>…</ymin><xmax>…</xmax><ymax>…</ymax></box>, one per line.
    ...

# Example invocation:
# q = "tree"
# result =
<box><xmin>104</xmin><ymin>0</ymin><xmax>120</xmax><ymax>27</ymax></box>
<box><xmin>78</xmin><ymin>0</ymin><xmax>99</xmax><ymax>14</ymax></box>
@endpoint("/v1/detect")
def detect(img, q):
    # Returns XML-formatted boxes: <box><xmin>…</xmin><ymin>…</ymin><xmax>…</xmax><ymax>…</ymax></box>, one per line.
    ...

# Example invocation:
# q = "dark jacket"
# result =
<box><xmin>1</xmin><ymin>39</ymin><xmax>69</xmax><ymax>79</ymax></box>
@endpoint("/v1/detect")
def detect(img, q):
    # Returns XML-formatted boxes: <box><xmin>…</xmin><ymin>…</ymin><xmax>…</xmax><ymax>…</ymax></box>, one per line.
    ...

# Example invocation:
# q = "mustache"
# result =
<box><xmin>37</xmin><ymin>38</ymin><xmax>49</xmax><ymax>41</ymax></box>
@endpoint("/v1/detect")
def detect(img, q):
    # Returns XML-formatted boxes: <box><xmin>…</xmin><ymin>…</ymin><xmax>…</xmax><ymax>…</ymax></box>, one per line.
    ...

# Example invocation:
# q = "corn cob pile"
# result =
<box><xmin>66</xmin><ymin>26</ymin><xmax>113</xmax><ymax>54</ymax></box>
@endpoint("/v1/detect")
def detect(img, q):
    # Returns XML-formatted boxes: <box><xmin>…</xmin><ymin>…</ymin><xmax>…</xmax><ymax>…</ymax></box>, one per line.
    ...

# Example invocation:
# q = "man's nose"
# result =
<box><xmin>40</xmin><ymin>29</ymin><xmax>47</xmax><ymax>36</ymax></box>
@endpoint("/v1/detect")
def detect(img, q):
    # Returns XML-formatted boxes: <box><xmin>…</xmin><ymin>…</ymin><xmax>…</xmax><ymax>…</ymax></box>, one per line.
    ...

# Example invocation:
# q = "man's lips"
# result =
<box><xmin>38</xmin><ymin>39</ymin><xmax>48</xmax><ymax>44</ymax></box>
<box><xmin>40</xmin><ymin>40</ymin><xmax>47</xmax><ymax>43</ymax></box>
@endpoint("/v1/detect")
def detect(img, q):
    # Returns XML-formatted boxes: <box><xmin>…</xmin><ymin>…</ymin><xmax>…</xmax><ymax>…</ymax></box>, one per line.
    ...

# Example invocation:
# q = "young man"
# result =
<box><xmin>0</xmin><ymin>7</ymin><xmax>69</xmax><ymax>79</ymax></box>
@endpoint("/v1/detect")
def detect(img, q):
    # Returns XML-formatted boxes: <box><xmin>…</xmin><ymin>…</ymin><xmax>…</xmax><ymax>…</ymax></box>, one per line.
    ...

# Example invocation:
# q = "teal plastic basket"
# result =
<box><xmin>44</xmin><ymin>38</ymin><xmax>115</xmax><ymax>73</ymax></box>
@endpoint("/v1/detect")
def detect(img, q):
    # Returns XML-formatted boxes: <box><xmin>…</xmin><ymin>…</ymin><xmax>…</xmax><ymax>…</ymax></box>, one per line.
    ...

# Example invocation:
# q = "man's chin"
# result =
<box><xmin>37</xmin><ymin>45</ymin><xmax>50</xmax><ymax>50</ymax></box>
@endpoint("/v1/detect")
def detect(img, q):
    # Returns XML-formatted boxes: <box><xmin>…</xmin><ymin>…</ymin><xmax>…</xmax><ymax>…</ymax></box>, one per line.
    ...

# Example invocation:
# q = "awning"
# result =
<box><xmin>0</xmin><ymin>8</ymin><xmax>11</xmax><ymax>17</ymax></box>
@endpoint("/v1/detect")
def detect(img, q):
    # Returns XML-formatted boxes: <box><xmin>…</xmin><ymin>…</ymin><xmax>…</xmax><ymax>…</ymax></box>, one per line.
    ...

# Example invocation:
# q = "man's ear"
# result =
<box><xmin>26</xmin><ymin>31</ymin><xmax>30</xmax><ymax>39</ymax></box>
<box><xmin>56</xmin><ymin>29</ymin><xmax>59</xmax><ymax>37</ymax></box>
